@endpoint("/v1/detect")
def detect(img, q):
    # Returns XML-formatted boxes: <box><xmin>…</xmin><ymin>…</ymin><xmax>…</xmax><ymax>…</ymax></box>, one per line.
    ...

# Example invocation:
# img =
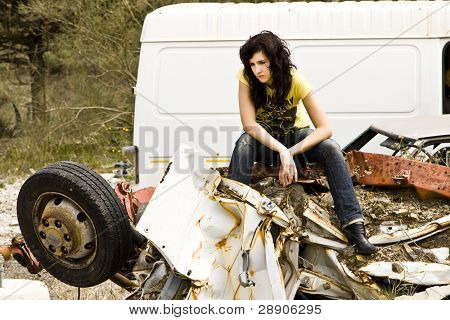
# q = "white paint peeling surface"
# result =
<box><xmin>359</xmin><ymin>262</ymin><xmax>450</xmax><ymax>285</ymax></box>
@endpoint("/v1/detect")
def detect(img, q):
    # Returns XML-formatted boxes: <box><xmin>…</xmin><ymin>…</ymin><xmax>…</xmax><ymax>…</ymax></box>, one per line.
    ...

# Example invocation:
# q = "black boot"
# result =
<box><xmin>343</xmin><ymin>222</ymin><xmax>378</xmax><ymax>254</ymax></box>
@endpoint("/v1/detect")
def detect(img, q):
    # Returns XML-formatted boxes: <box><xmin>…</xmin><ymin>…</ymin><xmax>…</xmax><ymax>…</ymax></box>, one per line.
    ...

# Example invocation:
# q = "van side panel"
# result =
<box><xmin>157</xmin><ymin>47</ymin><xmax>241</xmax><ymax>114</ymax></box>
<box><xmin>292</xmin><ymin>44</ymin><xmax>419</xmax><ymax>113</ymax></box>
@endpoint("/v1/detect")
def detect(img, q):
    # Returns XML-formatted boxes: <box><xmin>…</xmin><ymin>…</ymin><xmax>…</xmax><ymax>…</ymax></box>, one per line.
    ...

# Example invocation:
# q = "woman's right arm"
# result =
<box><xmin>238</xmin><ymin>82</ymin><xmax>297</xmax><ymax>186</ymax></box>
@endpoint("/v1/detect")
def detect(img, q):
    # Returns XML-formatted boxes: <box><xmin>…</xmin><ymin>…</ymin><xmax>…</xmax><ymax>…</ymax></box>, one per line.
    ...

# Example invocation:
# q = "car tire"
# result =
<box><xmin>17</xmin><ymin>161</ymin><xmax>133</xmax><ymax>287</ymax></box>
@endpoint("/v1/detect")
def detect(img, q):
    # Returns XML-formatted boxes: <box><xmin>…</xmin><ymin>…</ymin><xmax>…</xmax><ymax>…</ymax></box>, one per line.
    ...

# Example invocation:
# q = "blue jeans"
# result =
<box><xmin>227</xmin><ymin>128</ymin><xmax>363</xmax><ymax>226</ymax></box>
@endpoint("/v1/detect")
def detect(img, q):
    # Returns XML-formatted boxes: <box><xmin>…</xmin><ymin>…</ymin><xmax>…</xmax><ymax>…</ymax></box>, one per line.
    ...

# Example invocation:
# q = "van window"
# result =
<box><xmin>444</xmin><ymin>41</ymin><xmax>450</xmax><ymax>114</ymax></box>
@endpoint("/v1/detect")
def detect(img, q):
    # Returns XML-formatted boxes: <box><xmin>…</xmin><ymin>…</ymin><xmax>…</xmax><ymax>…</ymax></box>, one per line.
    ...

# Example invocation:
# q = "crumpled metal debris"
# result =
<box><xmin>129</xmin><ymin>145</ymin><xmax>449</xmax><ymax>300</ymax></box>
<box><xmin>136</xmin><ymin>144</ymin><xmax>295</xmax><ymax>300</ymax></box>
<box><xmin>369</xmin><ymin>215</ymin><xmax>450</xmax><ymax>245</ymax></box>
<box><xmin>359</xmin><ymin>262</ymin><xmax>450</xmax><ymax>285</ymax></box>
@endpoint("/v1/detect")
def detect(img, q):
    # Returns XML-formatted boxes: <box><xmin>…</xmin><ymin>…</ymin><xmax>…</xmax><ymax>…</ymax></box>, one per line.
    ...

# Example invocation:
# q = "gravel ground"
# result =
<box><xmin>0</xmin><ymin>173</ymin><xmax>128</xmax><ymax>300</ymax></box>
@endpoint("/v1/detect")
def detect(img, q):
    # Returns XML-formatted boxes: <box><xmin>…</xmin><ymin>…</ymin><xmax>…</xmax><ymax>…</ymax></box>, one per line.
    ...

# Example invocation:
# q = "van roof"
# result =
<box><xmin>141</xmin><ymin>1</ymin><xmax>450</xmax><ymax>42</ymax></box>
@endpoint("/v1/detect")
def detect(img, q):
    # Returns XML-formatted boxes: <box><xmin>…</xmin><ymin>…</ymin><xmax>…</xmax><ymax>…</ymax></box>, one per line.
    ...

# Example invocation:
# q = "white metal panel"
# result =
<box><xmin>293</xmin><ymin>44</ymin><xmax>420</xmax><ymax>113</ymax></box>
<box><xmin>136</xmin><ymin>144</ymin><xmax>292</xmax><ymax>299</ymax></box>
<box><xmin>359</xmin><ymin>262</ymin><xmax>450</xmax><ymax>285</ymax></box>
<box><xmin>156</xmin><ymin>47</ymin><xmax>240</xmax><ymax>114</ymax></box>
<box><xmin>142</xmin><ymin>1</ymin><xmax>450</xmax><ymax>42</ymax></box>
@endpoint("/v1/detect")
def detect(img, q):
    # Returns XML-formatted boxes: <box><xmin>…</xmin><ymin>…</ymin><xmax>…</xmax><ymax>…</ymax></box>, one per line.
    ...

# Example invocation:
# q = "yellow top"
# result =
<box><xmin>237</xmin><ymin>66</ymin><xmax>312</xmax><ymax>135</ymax></box>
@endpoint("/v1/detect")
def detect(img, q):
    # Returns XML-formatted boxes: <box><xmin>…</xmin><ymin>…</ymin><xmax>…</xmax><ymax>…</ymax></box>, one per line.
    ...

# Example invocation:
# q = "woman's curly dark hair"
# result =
<box><xmin>239</xmin><ymin>31</ymin><xmax>296</xmax><ymax>108</ymax></box>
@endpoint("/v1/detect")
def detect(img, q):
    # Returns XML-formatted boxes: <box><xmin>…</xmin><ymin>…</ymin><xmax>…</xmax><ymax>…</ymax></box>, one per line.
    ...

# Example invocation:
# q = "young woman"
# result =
<box><xmin>228</xmin><ymin>31</ymin><xmax>378</xmax><ymax>254</ymax></box>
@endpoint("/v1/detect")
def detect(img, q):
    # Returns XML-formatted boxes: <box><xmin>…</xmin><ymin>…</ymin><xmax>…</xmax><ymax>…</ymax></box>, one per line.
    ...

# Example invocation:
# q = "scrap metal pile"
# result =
<box><xmin>1</xmin><ymin>145</ymin><xmax>448</xmax><ymax>300</ymax></box>
<box><xmin>123</xmin><ymin>146</ymin><xmax>449</xmax><ymax>300</ymax></box>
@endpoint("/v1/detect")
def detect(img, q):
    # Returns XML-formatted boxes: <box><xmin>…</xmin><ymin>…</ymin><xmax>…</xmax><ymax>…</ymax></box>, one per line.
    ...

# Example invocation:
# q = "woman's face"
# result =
<box><xmin>249</xmin><ymin>51</ymin><xmax>272</xmax><ymax>85</ymax></box>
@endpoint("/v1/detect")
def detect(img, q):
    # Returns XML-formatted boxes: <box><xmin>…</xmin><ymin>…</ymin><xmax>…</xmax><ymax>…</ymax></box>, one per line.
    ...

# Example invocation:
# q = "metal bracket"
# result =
<box><xmin>238</xmin><ymin>250</ymin><xmax>255</xmax><ymax>288</ymax></box>
<box><xmin>392</xmin><ymin>169</ymin><xmax>411</xmax><ymax>185</ymax></box>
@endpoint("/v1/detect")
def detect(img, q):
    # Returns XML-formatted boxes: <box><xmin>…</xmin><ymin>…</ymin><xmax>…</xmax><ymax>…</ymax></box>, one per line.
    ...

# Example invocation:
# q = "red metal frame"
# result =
<box><xmin>346</xmin><ymin>150</ymin><xmax>450</xmax><ymax>200</ymax></box>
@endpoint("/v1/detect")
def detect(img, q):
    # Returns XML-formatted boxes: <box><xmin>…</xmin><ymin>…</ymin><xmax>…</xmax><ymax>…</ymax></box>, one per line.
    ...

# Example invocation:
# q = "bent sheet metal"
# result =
<box><xmin>136</xmin><ymin>144</ymin><xmax>298</xmax><ymax>300</ymax></box>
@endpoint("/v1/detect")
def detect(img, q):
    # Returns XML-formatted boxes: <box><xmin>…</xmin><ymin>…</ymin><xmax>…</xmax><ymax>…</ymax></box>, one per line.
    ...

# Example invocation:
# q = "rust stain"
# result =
<box><xmin>249</xmin><ymin>219</ymin><xmax>270</xmax><ymax>251</ymax></box>
<box><xmin>227</xmin><ymin>250</ymin><xmax>241</xmax><ymax>272</ymax></box>
<box><xmin>217</xmin><ymin>202</ymin><xmax>241</xmax><ymax>225</ymax></box>
<box><xmin>249</xmin><ymin>228</ymin><xmax>264</xmax><ymax>251</ymax></box>
<box><xmin>213</xmin><ymin>204</ymin><xmax>242</xmax><ymax>252</ymax></box>
<box><xmin>191</xmin><ymin>288</ymin><xmax>199</xmax><ymax>300</ymax></box>
<box><xmin>215</xmin><ymin>238</ymin><xmax>227</xmax><ymax>249</ymax></box>
<box><xmin>191</xmin><ymin>241</ymin><xmax>203</xmax><ymax>259</ymax></box>
<box><xmin>233</xmin><ymin>284</ymin><xmax>242</xmax><ymax>300</ymax></box>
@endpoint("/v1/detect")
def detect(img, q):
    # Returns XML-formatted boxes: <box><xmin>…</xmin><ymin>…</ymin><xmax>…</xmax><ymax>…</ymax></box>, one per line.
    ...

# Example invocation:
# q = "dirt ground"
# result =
<box><xmin>2</xmin><ymin>260</ymin><xmax>127</xmax><ymax>300</ymax></box>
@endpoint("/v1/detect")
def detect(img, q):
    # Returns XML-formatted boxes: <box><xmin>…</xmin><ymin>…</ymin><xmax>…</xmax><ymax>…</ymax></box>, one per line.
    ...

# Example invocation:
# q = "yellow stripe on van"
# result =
<box><xmin>149</xmin><ymin>158</ymin><xmax>230</xmax><ymax>164</ymax></box>
<box><xmin>204</xmin><ymin>158</ymin><xmax>230</xmax><ymax>164</ymax></box>
<box><xmin>149</xmin><ymin>159</ymin><xmax>170</xmax><ymax>164</ymax></box>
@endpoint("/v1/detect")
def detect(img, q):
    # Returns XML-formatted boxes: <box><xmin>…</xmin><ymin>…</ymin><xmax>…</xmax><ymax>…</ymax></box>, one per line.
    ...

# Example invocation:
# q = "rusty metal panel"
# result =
<box><xmin>114</xmin><ymin>182</ymin><xmax>155</xmax><ymax>225</ymax></box>
<box><xmin>346</xmin><ymin>151</ymin><xmax>450</xmax><ymax>200</ymax></box>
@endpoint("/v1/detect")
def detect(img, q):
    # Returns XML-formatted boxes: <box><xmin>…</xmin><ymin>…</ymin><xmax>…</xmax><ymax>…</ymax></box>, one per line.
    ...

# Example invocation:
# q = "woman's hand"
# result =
<box><xmin>279</xmin><ymin>148</ymin><xmax>297</xmax><ymax>187</ymax></box>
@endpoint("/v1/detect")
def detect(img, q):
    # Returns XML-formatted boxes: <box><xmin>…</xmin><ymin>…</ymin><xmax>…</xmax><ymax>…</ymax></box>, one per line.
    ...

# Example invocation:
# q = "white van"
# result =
<box><xmin>129</xmin><ymin>1</ymin><xmax>450</xmax><ymax>189</ymax></box>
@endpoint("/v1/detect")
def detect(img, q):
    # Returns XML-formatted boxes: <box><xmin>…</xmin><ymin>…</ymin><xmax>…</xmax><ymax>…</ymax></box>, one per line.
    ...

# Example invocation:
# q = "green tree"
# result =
<box><xmin>0</xmin><ymin>0</ymin><xmax>67</xmax><ymax>122</ymax></box>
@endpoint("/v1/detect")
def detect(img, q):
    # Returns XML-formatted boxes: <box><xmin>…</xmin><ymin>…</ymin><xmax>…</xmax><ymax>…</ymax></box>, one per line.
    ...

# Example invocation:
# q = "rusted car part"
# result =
<box><xmin>346</xmin><ymin>150</ymin><xmax>450</xmax><ymax>200</ymax></box>
<box><xmin>2</xmin><ymin>239</ymin><xmax>44</xmax><ymax>275</ymax></box>
<box><xmin>114</xmin><ymin>181</ymin><xmax>155</xmax><ymax>225</ymax></box>
<box><xmin>369</xmin><ymin>215</ymin><xmax>450</xmax><ymax>245</ymax></box>
<box><xmin>298</xmin><ymin>245</ymin><xmax>354</xmax><ymax>299</ymax></box>
<box><xmin>7</xmin><ymin>236</ymin><xmax>42</xmax><ymax>274</ymax></box>
<box><xmin>109</xmin><ymin>273</ymin><xmax>139</xmax><ymax>292</ymax></box>
<box><xmin>344</xmin><ymin>115</ymin><xmax>450</xmax><ymax>166</ymax></box>
<box><xmin>359</xmin><ymin>262</ymin><xmax>450</xmax><ymax>285</ymax></box>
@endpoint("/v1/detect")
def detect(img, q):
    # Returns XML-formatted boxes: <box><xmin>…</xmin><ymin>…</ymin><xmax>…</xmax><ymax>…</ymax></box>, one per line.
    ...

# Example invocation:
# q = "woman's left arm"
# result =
<box><xmin>289</xmin><ymin>92</ymin><xmax>333</xmax><ymax>156</ymax></box>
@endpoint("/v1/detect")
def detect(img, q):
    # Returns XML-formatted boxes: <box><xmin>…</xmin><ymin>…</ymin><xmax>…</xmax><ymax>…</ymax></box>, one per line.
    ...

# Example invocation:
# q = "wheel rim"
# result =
<box><xmin>32</xmin><ymin>193</ymin><xmax>98</xmax><ymax>269</ymax></box>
